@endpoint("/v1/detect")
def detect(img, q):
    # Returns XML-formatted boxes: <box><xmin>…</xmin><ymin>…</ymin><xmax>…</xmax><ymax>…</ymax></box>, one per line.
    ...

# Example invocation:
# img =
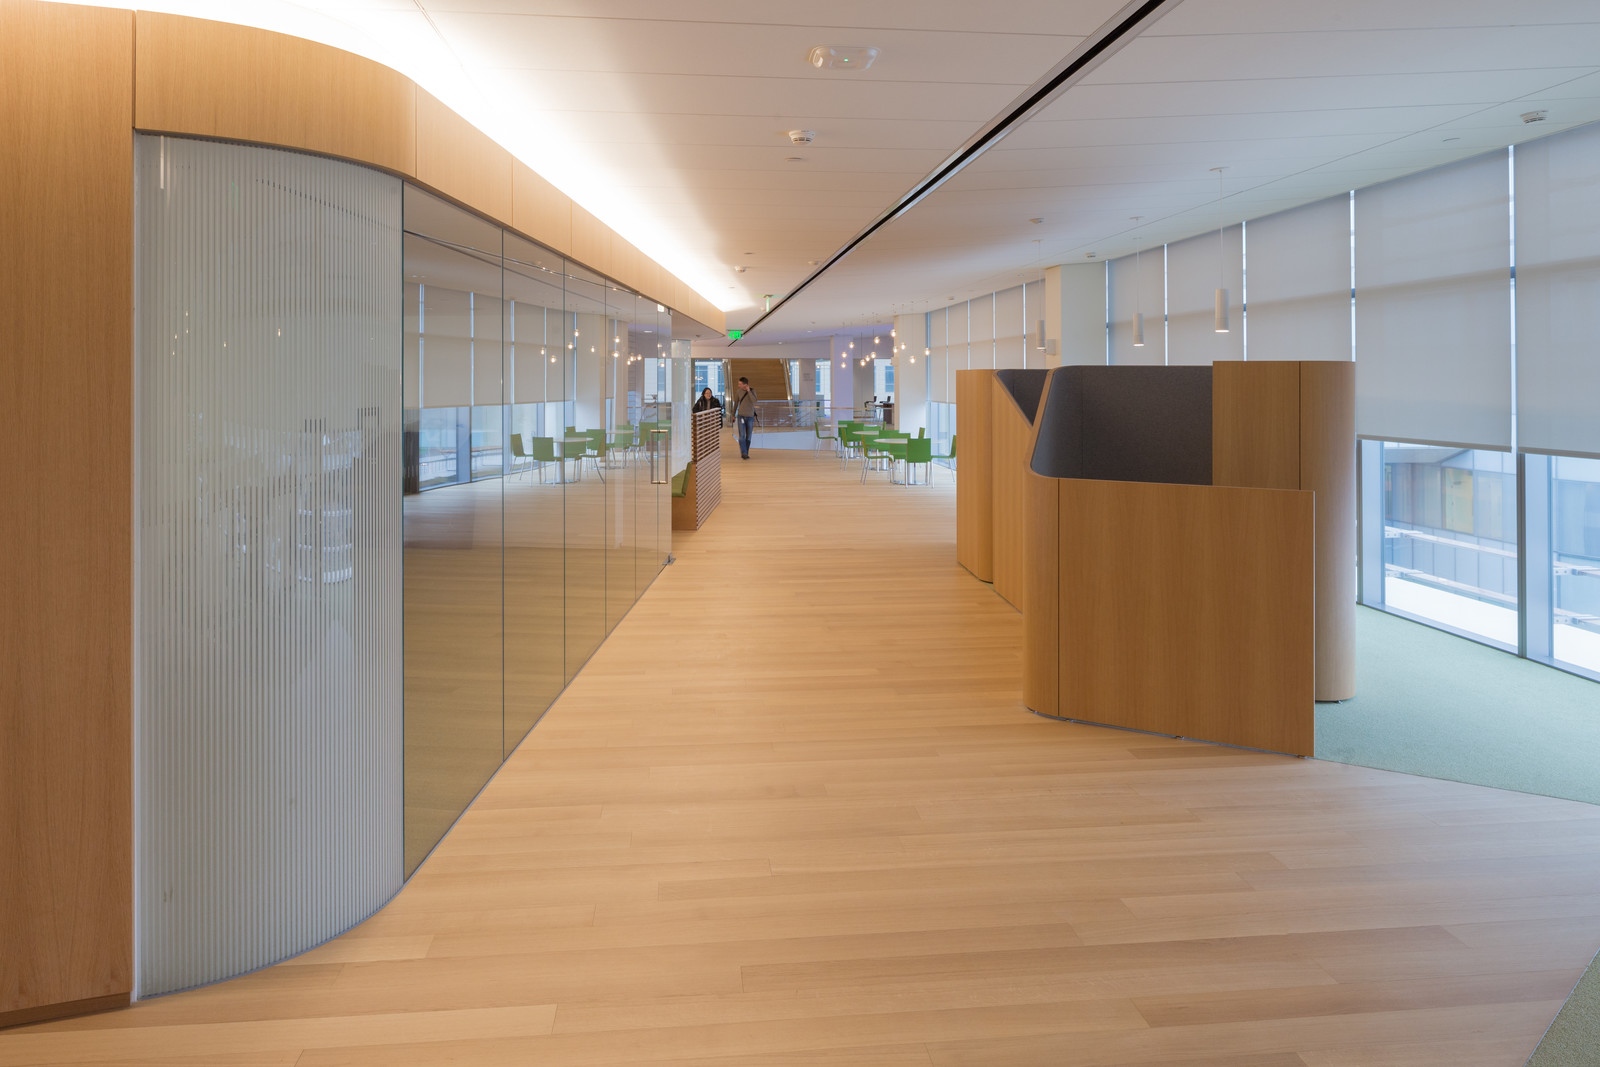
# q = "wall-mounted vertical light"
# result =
<box><xmin>1131</xmin><ymin>216</ymin><xmax>1145</xmax><ymax>346</ymax></box>
<box><xmin>1211</xmin><ymin>167</ymin><xmax>1230</xmax><ymax>333</ymax></box>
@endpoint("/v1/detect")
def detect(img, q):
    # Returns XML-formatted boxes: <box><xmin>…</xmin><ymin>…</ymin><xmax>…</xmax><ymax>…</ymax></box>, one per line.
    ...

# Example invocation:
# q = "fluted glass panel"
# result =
<box><xmin>135</xmin><ymin>134</ymin><xmax>403</xmax><ymax>995</ymax></box>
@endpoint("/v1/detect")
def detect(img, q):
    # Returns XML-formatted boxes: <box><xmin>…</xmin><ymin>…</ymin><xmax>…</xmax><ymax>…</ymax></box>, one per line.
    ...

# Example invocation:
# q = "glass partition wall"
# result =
<box><xmin>402</xmin><ymin>187</ymin><xmax>678</xmax><ymax>874</ymax></box>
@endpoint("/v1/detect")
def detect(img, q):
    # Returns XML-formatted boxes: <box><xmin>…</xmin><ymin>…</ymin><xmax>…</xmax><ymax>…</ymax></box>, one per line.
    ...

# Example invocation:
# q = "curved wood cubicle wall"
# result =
<box><xmin>0</xmin><ymin>0</ymin><xmax>723</xmax><ymax>1028</ymax></box>
<box><xmin>963</xmin><ymin>361</ymin><xmax>1356</xmax><ymax>758</ymax></box>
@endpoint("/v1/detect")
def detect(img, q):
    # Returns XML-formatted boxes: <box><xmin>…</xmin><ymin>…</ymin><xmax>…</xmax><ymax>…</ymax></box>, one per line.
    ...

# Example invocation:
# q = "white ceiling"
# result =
<box><xmin>116</xmin><ymin>0</ymin><xmax>1600</xmax><ymax>341</ymax></box>
<box><xmin>750</xmin><ymin>0</ymin><xmax>1600</xmax><ymax>337</ymax></box>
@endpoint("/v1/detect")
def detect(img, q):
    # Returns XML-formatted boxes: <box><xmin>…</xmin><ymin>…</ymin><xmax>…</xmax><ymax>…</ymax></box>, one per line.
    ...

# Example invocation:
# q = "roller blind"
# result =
<box><xmin>994</xmin><ymin>285</ymin><xmax>1026</xmax><ymax>369</ymax></box>
<box><xmin>420</xmin><ymin>285</ymin><xmax>473</xmax><ymax>408</ymax></box>
<box><xmin>1108</xmin><ymin>249</ymin><xmax>1164</xmax><ymax>365</ymax></box>
<box><xmin>1165</xmin><ymin>224</ymin><xmax>1243</xmax><ymax>365</ymax></box>
<box><xmin>1355</xmin><ymin>151</ymin><xmax>1512</xmax><ymax>448</ymax></box>
<box><xmin>1516</xmin><ymin>121</ymin><xmax>1600</xmax><ymax>456</ymax></box>
<box><xmin>968</xmin><ymin>293</ymin><xmax>994</xmax><ymax>367</ymax></box>
<box><xmin>1246</xmin><ymin>195</ymin><xmax>1352</xmax><ymax>362</ymax></box>
<box><xmin>928</xmin><ymin>310</ymin><xmax>950</xmax><ymax>402</ymax></box>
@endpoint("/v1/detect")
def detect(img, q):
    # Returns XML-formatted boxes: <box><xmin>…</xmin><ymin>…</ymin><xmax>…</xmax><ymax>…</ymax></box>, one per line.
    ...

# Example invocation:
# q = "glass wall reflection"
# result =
<box><xmin>402</xmin><ymin>187</ymin><xmax>679</xmax><ymax>874</ymax></box>
<box><xmin>402</xmin><ymin>190</ymin><xmax>504</xmax><ymax>874</ymax></box>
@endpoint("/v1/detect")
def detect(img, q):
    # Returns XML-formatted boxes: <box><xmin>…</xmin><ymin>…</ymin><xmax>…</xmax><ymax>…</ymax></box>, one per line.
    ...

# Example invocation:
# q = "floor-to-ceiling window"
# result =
<box><xmin>1374</xmin><ymin>442</ymin><xmax>1519</xmax><ymax>647</ymax></box>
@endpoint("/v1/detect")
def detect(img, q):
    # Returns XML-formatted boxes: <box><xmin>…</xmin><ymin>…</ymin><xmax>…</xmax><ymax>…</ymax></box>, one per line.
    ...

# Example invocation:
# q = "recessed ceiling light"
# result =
<box><xmin>808</xmin><ymin>45</ymin><xmax>879</xmax><ymax>71</ymax></box>
<box><xmin>1442</xmin><ymin>136</ymin><xmax>1461</xmax><ymax>143</ymax></box>
<box><xmin>785</xmin><ymin>156</ymin><xmax>805</xmax><ymax>164</ymax></box>
<box><xmin>1522</xmin><ymin>110</ymin><xmax>1548</xmax><ymax>124</ymax></box>
<box><xmin>1029</xmin><ymin>217</ymin><xmax>1044</xmax><ymax>224</ymax></box>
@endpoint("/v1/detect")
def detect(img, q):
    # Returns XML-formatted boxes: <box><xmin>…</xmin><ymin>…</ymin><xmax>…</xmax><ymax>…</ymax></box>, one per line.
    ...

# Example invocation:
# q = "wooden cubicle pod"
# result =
<box><xmin>1020</xmin><ymin>365</ymin><xmax>1325</xmax><ymax>757</ymax></box>
<box><xmin>989</xmin><ymin>371</ymin><xmax>1048</xmax><ymax>611</ymax></box>
<box><xmin>1212</xmin><ymin>362</ymin><xmax>1356</xmax><ymax>701</ymax></box>
<box><xmin>954</xmin><ymin>371</ymin><xmax>994</xmax><ymax>582</ymax></box>
<box><xmin>956</xmin><ymin>368</ymin><xmax>1048</xmax><ymax>611</ymax></box>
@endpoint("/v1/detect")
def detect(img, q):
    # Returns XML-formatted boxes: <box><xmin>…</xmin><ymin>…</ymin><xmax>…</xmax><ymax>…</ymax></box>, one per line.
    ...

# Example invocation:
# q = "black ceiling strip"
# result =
<box><xmin>730</xmin><ymin>0</ymin><xmax>1179</xmax><ymax>345</ymax></box>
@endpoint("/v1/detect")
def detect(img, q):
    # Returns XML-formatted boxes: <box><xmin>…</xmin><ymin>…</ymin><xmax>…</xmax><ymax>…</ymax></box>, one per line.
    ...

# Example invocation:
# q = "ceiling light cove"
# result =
<box><xmin>807</xmin><ymin>45</ymin><xmax>879</xmax><ymax>71</ymax></box>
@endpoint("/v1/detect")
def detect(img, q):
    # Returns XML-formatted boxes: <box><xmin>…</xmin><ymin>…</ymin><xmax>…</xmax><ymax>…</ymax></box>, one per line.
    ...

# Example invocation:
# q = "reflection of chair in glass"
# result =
<box><xmin>930</xmin><ymin>434</ymin><xmax>956</xmax><ymax>482</ymax></box>
<box><xmin>509</xmin><ymin>433</ymin><xmax>535</xmax><ymax>481</ymax></box>
<box><xmin>581</xmin><ymin>430</ymin><xmax>609</xmax><ymax>480</ymax></box>
<box><xmin>611</xmin><ymin>427</ymin><xmax>635</xmax><ymax>465</ymax></box>
<box><xmin>905</xmin><ymin>437</ymin><xmax>933</xmax><ymax>485</ymax></box>
<box><xmin>530</xmin><ymin>435</ymin><xmax>560</xmax><ymax>483</ymax></box>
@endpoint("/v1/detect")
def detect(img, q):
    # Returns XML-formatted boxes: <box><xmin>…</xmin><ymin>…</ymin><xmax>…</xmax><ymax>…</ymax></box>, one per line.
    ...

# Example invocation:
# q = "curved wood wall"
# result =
<box><xmin>989</xmin><ymin>385</ymin><xmax>1035</xmax><ymax>611</ymax></box>
<box><xmin>0</xmin><ymin>0</ymin><xmax>134</xmax><ymax>1027</ymax></box>
<box><xmin>1</xmin><ymin>0</ymin><xmax>724</xmax><ymax>1028</ymax></box>
<box><xmin>954</xmin><ymin>371</ymin><xmax>994</xmax><ymax>582</ymax></box>
<box><xmin>131</xmin><ymin>12</ymin><xmax>725</xmax><ymax>336</ymax></box>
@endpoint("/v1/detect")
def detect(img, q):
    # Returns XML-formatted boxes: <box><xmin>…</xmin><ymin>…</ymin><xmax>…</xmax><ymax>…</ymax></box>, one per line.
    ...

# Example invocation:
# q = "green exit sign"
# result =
<box><xmin>727</xmin><ymin>329</ymin><xmax>743</xmax><ymax>340</ymax></box>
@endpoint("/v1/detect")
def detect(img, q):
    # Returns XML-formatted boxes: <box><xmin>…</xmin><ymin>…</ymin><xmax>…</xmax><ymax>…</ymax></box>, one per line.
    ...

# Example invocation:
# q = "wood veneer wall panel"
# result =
<box><xmin>133</xmin><ymin>12</ymin><xmax>416</xmax><ymax>177</ymax></box>
<box><xmin>510</xmin><ymin>161</ymin><xmax>572</xmax><ymax>256</ymax></box>
<box><xmin>1212</xmin><ymin>360</ymin><xmax>1301</xmax><ymax>490</ymax></box>
<box><xmin>1022</xmin><ymin>474</ymin><xmax>1061</xmax><ymax>715</ymax></box>
<box><xmin>1301</xmin><ymin>361</ymin><xmax>1357</xmax><ymax>701</ymax></box>
<box><xmin>989</xmin><ymin>386</ymin><xmax>1033</xmax><ymax>610</ymax></box>
<box><xmin>955</xmin><ymin>371</ymin><xmax>994</xmax><ymax>581</ymax></box>
<box><xmin>415</xmin><ymin>90</ymin><xmax>513</xmax><ymax>226</ymax></box>
<box><xmin>1055</xmin><ymin>480</ymin><xmax>1315</xmax><ymax>756</ymax></box>
<box><xmin>0</xmin><ymin>0</ymin><xmax>134</xmax><ymax>1023</ymax></box>
<box><xmin>133</xmin><ymin>14</ymin><xmax>725</xmax><ymax>334</ymax></box>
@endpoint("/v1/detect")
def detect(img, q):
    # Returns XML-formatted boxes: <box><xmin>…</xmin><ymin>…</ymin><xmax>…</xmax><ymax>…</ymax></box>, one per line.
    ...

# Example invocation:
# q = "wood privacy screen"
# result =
<box><xmin>959</xmin><ymin>362</ymin><xmax>1355</xmax><ymax>757</ymax></box>
<box><xmin>673</xmin><ymin>408</ymin><xmax>723</xmax><ymax>531</ymax></box>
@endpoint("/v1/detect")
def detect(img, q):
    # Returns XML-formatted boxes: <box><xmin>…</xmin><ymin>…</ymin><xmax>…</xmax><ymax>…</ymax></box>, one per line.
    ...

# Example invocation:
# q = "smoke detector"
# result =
<box><xmin>733</xmin><ymin>265</ymin><xmax>747</xmax><ymax>274</ymax></box>
<box><xmin>807</xmin><ymin>45</ymin><xmax>878</xmax><ymax>71</ymax></box>
<box><xmin>1521</xmin><ymin>110</ymin><xmax>1548</xmax><ymax>124</ymax></box>
<box><xmin>787</xmin><ymin>129</ymin><xmax>816</xmax><ymax>145</ymax></box>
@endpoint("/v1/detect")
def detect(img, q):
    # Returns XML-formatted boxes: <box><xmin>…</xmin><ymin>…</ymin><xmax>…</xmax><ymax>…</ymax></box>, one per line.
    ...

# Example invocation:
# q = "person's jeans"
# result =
<box><xmin>737</xmin><ymin>415</ymin><xmax>754</xmax><ymax>457</ymax></box>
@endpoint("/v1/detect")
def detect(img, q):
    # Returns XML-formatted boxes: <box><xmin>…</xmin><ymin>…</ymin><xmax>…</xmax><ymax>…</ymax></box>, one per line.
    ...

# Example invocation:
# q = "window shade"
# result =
<box><xmin>1165</xmin><ymin>224</ymin><xmax>1242</xmax><ymax>366</ymax></box>
<box><xmin>1354</xmin><ymin>151</ymin><xmax>1512</xmax><ymax>448</ymax></box>
<box><xmin>968</xmin><ymin>293</ymin><xmax>994</xmax><ymax>367</ymax></box>
<box><xmin>1246</xmin><ymin>195</ymin><xmax>1352</xmax><ymax>362</ymax></box>
<box><xmin>1515</xmin><ymin>121</ymin><xmax>1600</xmax><ymax>456</ymax></box>
<box><xmin>994</xmin><ymin>285</ymin><xmax>1026</xmax><ymax>369</ymax></box>
<box><xmin>1108</xmin><ymin>249</ymin><xmax>1164</xmax><ymax>365</ymax></box>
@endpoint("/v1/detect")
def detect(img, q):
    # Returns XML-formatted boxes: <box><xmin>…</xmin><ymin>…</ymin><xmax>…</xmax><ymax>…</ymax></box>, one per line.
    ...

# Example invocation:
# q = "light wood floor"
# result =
<box><xmin>8</xmin><ymin>445</ymin><xmax>1600</xmax><ymax>1065</ymax></box>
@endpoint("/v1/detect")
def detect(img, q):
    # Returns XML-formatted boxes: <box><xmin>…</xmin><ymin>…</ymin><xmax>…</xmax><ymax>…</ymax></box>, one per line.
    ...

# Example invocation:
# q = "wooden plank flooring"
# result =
<box><xmin>7</xmin><ymin>444</ymin><xmax>1600</xmax><ymax>1065</ymax></box>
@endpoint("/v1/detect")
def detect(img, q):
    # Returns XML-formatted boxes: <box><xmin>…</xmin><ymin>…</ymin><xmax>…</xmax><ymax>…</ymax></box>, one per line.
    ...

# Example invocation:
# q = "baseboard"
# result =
<box><xmin>0</xmin><ymin>992</ymin><xmax>130</xmax><ymax>1031</ymax></box>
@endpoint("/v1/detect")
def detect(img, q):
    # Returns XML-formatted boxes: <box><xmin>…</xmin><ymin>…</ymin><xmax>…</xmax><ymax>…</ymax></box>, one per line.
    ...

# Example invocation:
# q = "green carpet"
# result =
<box><xmin>1316</xmin><ymin>607</ymin><xmax>1600</xmax><ymax>1066</ymax></box>
<box><xmin>1317</xmin><ymin>607</ymin><xmax>1600</xmax><ymax>806</ymax></box>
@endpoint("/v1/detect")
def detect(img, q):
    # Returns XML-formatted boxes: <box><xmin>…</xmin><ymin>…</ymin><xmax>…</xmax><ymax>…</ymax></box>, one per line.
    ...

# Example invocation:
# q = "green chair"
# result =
<box><xmin>530</xmin><ymin>435</ymin><xmax>560</xmax><ymax>483</ymax></box>
<box><xmin>931</xmin><ymin>434</ymin><xmax>956</xmax><ymax>482</ymax></box>
<box><xmin>861</xmin><ymin>432</ymin><xmax>903</xmax><ymax>483</ymax></box>
<box><xmin>905</xmin><ymin>437</ymin><xmax>933</xmax><ymax>485</ymax></box>
<box><xmin>814</xmin><ymin>420</ymin><xmax>838</xmax><ymax>456</ymax></box>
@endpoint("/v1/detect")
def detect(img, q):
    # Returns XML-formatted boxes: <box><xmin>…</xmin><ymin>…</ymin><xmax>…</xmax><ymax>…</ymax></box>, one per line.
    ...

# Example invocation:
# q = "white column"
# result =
<box><xmin>829</xmin><ymin>334</ymin><xmax>854</xmax><ymax>415</ymax></box>
<box><xmin>1044</xmin><ymin>262</ymin><xmax>1107</xmax><ymax>367</ymax></box>
<box><xmin>892</xmin><ymin>313</ymin><xmax>929</xmax><ymax>434</ymax></box>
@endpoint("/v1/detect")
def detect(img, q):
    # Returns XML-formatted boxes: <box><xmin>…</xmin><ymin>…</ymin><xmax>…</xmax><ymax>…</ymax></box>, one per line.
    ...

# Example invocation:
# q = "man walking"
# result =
<box><xmin>732</xmin><ymin>376</ymin><xmax>758</xmax><ymax>460</ymax></box>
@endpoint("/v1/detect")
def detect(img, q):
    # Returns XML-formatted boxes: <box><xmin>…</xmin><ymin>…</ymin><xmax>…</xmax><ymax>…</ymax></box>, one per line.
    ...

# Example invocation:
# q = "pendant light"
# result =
<box><xmin>1211</xmin><ymin>167</ymin><xmax>1229</xmax><ymax>333</ymax></box>
<box><xmin>1130</xmin><ymin>216</ymin><xmax>1145</xmax><ymax>347</ymax></box>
